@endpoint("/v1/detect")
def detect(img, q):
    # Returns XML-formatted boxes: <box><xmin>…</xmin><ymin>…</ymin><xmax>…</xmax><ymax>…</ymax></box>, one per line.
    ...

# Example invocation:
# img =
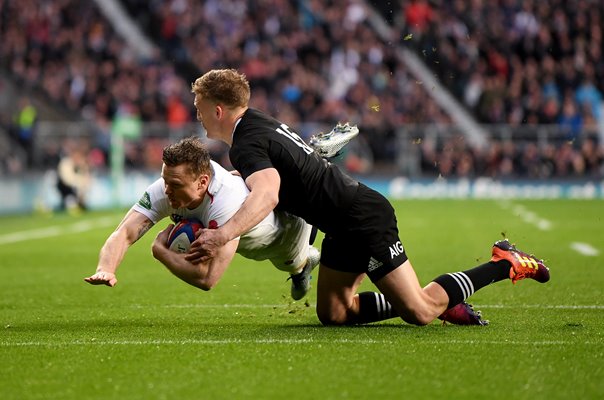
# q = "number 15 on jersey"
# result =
<box><xmin>276</xmin><ymin>124</ymin><xmax>314</xmax><ymax>155</ymax></box>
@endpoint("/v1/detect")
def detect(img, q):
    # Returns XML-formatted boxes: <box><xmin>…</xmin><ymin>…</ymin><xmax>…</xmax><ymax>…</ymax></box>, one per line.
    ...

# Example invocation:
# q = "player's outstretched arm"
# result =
<box><xmin>152</xmin><ymin>225</ymin><xmax>238</xmax><ymax>291</ymax></box>
<box><xmin>84</xmin><ymin>209</ymin><xmax>154</xmax><ymax>287</ymax></box>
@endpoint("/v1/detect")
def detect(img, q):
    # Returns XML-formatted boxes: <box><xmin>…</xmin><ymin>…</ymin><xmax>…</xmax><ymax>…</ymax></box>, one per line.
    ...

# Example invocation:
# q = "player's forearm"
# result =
<box><xmin>152</xmin><ymin>244</ymin><xmax>214</xmax><ymax>290</ymax></box>
<box><xmin>96</xmin><ymin>231</ymin><xmax>130</xmax><ymax>274</ymax></box>
<box><xmin>93</xmin><ymin>210</ymin><xmax>153</xmax><ymax>278</ymax></box>
<box><xmin>221</xmin><ymin>188</ymin><xmax>278</xmax><ymax>242</ymax></box>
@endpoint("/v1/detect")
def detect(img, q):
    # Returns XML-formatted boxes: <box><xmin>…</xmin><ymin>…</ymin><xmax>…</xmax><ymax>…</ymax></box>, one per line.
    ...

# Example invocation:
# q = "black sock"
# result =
<box><xmin>309</xmin><ymin>226</ymin><xmax>318</xmax><ymax>245</ymax></box>
<box><xmin>433</xmin><ymin>260</ymin><xmax>511</xmax><ymax>308</ymax></box>
<box><xmin>356</xmin><ymin>291</ymin><xmax>397</xmax><ymax>324</ymax></box>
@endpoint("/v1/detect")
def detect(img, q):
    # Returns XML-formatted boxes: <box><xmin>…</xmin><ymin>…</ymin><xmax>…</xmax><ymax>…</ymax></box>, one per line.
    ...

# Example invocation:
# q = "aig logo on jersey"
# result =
<box><xmin>389</xmin><ymin>241</ymin><xmax>404</xmax><ymax>259</ymax></box>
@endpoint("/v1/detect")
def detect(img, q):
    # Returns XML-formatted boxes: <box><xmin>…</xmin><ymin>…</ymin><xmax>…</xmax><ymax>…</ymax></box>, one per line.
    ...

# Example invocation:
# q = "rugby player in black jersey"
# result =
<box><xmin>186</xmin><ymin>69</ymin><xmax>550</xmax><ymax>326</ymax></box>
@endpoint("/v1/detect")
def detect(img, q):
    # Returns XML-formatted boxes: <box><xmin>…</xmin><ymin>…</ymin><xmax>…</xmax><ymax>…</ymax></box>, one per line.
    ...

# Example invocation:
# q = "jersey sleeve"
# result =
<box><xmin>230</xmin><ymin>131</ymin><xmax>275</xmax><ymax>180</ymax></box>
<box><xmin>131</xmin><ymin>178</ymin><xmax>171</xmax><ymax>223</ymax></box>
<box><xmin>202</xmin><ymin>164</ymin><xmax>252</xmax><ymax>240</ymax></box>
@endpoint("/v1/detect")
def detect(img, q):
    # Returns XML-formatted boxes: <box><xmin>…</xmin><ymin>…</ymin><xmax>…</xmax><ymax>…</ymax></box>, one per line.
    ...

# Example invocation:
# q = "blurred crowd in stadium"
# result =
<box><xmin>0</xmin><ymin>0</ymin><xmax>603</xmax><ymax>179</ymax></box>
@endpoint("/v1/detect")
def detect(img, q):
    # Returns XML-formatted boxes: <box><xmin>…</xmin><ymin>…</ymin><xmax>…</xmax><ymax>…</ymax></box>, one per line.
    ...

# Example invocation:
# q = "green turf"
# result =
<box><xmin>1</xmin><ymin>200</ymin><xmax>603</xmax><ymax>399</ymax></box>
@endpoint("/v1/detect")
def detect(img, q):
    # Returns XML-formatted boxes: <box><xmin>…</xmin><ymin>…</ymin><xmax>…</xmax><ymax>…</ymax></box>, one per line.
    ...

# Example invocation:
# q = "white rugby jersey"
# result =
<box><xmin>132</xmin><ymin>160</ymin><xmax>292</xmax><ymax>261</ymax></box>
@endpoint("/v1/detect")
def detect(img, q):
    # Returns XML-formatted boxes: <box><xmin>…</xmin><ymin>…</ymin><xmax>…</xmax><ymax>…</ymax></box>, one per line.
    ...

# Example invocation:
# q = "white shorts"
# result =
<box><xmin>236</xmin><ymin>211</ymin><xmax>312</xmax><ymax>273</ymax></box>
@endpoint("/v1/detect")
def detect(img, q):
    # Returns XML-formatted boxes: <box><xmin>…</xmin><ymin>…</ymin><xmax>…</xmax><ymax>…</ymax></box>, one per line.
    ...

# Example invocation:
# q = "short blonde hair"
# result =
<box><xmin>191</xmin><ymin>69</ymin><xmax>250</xmax><ymax>108</ymax></box>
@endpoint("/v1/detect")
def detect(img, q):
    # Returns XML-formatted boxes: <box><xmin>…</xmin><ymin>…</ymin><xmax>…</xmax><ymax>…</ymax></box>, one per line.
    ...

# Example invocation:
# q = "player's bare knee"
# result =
<box><xmin>316</xmin><ymin>305</ymin><xmax>348</xmax><ymax>326</ymax></box>
<box><xmin>399</xmin><ymin>306</ymin><xmax>433</xmax><ymax>326</ymax></box>
<box><xmin>410</xmin><ymin>314</ymin><xmax>432</xmax><ymax>326</ymax></box>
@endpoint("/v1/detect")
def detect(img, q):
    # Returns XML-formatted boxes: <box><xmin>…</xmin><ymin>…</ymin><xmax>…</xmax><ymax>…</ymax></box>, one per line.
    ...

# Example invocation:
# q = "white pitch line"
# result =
<box><xmin>143</xmin><ymin>304</ymin><xmax>604</xmax><ymax>310</ymax></box>
<box><xmin>496</xmin><ymin>201</ymin><xmax>552</xmax><ymax>231</ymax></box>
<box><xmin>510</xmin><ymin>204</ymin><xmax>552</xmax><ymax>231</ymax></box>
<box><xmin>570</xmin><ymin>242</ymin><xmax>600</xmax><ymax>256</ymax></box>
<box><xmin>475</xmin><ymin>304</ymin><xmax>604</xmax><ymax>310</ymax></box>
<box><xmin>0</xmin><ymin>216</ymin><xmax>119</xmax><ymax>245</ymax></box>
<box><xmin>1</xmin><ymin>338</ymin><xmax>600</xmax><ymax>348</ymax></box>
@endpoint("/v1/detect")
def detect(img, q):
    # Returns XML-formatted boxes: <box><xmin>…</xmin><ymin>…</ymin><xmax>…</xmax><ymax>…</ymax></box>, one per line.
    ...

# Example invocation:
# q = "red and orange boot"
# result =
<box><xmin>438</xmin><ymin>302</ymin><xmax>489</xmax><ymax>326</ymax></box>
<box><xmin>491</xmin><ymin>239</ymin><xmax>550</xmax><ymax>284</ymax></box>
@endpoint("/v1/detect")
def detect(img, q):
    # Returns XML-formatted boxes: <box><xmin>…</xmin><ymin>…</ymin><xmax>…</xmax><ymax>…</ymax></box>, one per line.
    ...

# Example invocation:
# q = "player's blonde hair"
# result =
<box><xmin>191</xmin><ymin>69</ymin><xmax>250</xmax><ymax>108</ymax></box>
<box><xmin>162</xmin><ymin>137</ymin><xmax>212</xmax><ymax>178</ymax></box>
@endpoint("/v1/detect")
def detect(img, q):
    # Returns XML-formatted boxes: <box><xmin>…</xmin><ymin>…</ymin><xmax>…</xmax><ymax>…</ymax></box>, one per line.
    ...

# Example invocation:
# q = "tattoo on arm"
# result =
<box><xmin>133</xmin><ymin>220</ymin><xmax>154</xmax><ymax>243</ymax></box>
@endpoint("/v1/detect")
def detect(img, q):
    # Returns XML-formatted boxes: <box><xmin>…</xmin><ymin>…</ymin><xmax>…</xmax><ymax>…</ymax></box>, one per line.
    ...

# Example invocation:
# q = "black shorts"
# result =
<box><xmin>320</xmin><ymin>183</ymin><xmax>408</xmax><ymax>281</ymax></box>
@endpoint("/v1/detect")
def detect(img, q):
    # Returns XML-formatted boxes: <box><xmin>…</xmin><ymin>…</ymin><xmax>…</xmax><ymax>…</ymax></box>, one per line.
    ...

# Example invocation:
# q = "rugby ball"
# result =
<box><xmin>166</xmin><ymin>218</ymin><xmax>203</xmax><ymax>253</ymax></box>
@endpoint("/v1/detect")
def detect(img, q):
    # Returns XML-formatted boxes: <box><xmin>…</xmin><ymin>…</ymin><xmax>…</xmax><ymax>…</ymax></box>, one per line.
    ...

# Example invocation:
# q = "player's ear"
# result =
<box><xmin>215</xmin><ymin>104</ymin><xmax>223</xmax><ymax>120</ymax></box>
<box><xmin>198</xmin><ymin>174</ymin><xmax>210</xmax><ymax>191</ymax></box>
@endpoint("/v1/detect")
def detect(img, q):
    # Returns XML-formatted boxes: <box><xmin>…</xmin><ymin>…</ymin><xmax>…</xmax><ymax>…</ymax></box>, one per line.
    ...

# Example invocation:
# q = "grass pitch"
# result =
<box><xmin>0</xmin><ymin>199</ymin><xmax>603</xmax><ymax>399</ymax></box>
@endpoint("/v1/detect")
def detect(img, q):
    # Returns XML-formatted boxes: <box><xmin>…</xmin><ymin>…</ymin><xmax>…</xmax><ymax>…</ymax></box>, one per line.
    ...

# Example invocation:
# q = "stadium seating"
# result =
<box><xmin>0</xmin><ymin>0</ymin><xmax>602</xmax><ymax>179</ymax></box>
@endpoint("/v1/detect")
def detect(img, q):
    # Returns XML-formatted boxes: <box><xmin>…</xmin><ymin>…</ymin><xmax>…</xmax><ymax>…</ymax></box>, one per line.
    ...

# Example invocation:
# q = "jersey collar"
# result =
<box><xmin>231</xmin><ymin>108</ymin><xmax>247</xmax><ymax>139</ymax></box>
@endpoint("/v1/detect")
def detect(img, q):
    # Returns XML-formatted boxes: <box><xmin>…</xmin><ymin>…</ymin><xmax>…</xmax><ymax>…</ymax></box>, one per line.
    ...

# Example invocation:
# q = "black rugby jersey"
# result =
<box><xmin>230</xmin><ymin>108</ymin><xmax>359</xmax><ymax>233</ymax></box>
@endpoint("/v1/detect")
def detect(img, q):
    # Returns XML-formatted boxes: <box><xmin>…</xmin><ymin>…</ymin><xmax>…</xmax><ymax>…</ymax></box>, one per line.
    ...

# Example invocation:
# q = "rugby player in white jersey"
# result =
<box><xmin>84</xmin><ymin>137</ymin><xmax>320</xmax><ymax>300</ymax></box>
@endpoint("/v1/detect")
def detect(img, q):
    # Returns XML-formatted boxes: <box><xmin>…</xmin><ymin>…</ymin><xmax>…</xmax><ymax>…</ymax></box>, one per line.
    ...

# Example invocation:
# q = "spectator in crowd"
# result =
<box><xmin>558</xmin><ymin>95</ymin><xmax>583</xmax><ymax>142</ymax></box>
